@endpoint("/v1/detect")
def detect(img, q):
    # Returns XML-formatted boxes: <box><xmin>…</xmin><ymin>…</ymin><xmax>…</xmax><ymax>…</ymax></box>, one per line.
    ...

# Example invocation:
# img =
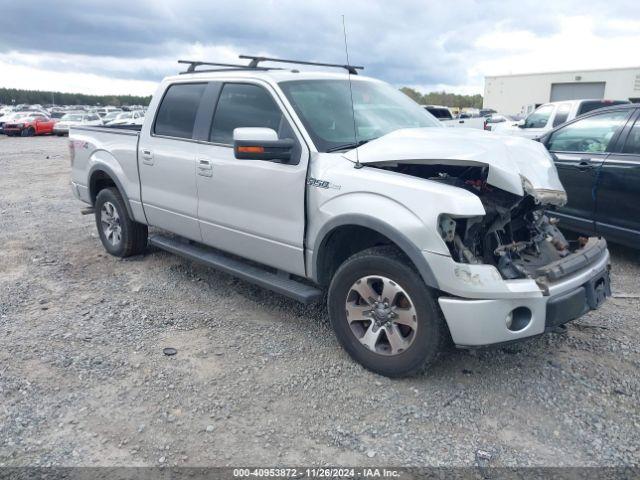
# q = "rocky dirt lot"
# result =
<box><xmin>0</xmin><ymin>135</ymin><xmax>639</xmax><ymax>468</ymax></box>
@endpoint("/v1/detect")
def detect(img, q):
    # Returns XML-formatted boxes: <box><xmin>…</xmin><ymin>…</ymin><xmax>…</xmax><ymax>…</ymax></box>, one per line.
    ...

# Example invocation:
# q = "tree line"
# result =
<box><xmin>0</xmin><ymin>85</ymin><xmax>481</xmax><ymax>110</ymax></box>
<box><xmin>400</xmin><ymin>87</ymin><xmax>483</xmax><ymax>109</ymax></box>
<box><xmin>0</xmin><ymin>88</ymin><xmax>151</xmax><ymax>107</ymax></box>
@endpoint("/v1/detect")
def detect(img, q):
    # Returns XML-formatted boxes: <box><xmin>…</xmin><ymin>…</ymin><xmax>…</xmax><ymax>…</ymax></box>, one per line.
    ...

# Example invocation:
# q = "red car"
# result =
<box><xmin>4</xmin><ymin>113</ymin><xmax>57</xmax><ymax>136</ymax></box>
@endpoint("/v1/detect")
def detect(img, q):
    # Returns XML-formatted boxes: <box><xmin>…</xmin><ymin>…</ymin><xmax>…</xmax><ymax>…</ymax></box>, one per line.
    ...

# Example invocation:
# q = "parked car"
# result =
<box><xmin>69</xmin><ymin>57</ymin><xmax>610</xmax><ymax>377</ymax></box>
<box><xmin>479</xmin><ymin>108</ymin><xmax>497</xmax><ymax>117</ymax></box>
<box><xmin>423</xmin><ymin>105</ymin><xmax>485</xmax><ymax>129</ymax></box>
<box><xmin>3</xmin><ymin>113</ymin><xmax>56</xmax><ymax>136</ymax></box>
<box><xmin>101</xmin><ymin>111</ymin><xmax>124</xmax><ymax>124</ymax></box>
<box><xmin>483</xmin><ymin>114</ymin><xmax>519</xmax><ymax>131</ymax></box>
<box><xmin>538</xmin><ymin>103</ymin><xmax>640</xmax><ymax>248</ymax></box>
<box><xmin>96</xmin><ymin>107</ymin><xmax>122</xmax><ymax>118</ymax></box>
<box><xmin>0</xmin><ymin>111</ymin><xmax>23</xmax><ymax>133</ymax></box>
<box><xmin>53</xmin><ymin>112</ymin><xmax>103</xmax><ymax>136</ymax></box>
<box><xmin>105</xmin><ymin>110</ymin><xmax>144</xmax><ymax>125</ymax></box>
<box><xmin>493</xmin><ymin>99</ymin><xmax>631</xmax><ymax>139</ymax></box>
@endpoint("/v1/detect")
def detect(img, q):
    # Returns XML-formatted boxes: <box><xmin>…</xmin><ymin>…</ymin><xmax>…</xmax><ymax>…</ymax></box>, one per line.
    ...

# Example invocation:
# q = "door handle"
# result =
<box><xmin>197</xmin><ymin>157</ymin><xmax>213</xmax><ymax>177</ymax></box>
<box><xmin>577</xmin><ymin>160</ymin><xmax>593</xmax><ymax>171</ymax></box>
<box><xmin>141</xmin><ymin>149</ymin><xmax>154</xmax><ymax>165</ymax></box>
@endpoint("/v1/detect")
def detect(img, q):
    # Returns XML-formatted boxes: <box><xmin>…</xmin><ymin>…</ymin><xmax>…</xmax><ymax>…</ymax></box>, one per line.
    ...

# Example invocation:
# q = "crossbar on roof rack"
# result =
<box><xmin>239</xmin><ymin>55</ymin><xmax>364</xmax><ymax>75</ymax></box>
<box><xmin>177</xmin><ymin>60</ymin><xmax>274</xmax><ymax>74</ymax></box>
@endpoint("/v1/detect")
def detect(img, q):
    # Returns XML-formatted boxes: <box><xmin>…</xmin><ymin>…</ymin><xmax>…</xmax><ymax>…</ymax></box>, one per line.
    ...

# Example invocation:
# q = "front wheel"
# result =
<box><xmin>94</xmin><ymin>187</ymin><xmax>148</xmax><ymax>257</ymax></box>
<box><xmin>328</xmin><ymin>246</ymin><xmax>448</xmax><ymax>377</ymax></box>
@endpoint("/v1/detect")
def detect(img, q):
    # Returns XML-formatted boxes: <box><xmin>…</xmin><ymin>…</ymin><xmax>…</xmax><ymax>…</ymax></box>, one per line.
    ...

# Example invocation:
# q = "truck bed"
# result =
<box><xmin>69</xmin><ymin>125</ymin><xmax>143</xmax><ymax>222</ymax></box>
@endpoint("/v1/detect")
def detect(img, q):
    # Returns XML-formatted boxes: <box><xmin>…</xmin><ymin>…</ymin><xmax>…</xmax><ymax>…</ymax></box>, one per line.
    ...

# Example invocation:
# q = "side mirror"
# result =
<box><xmin>233</xmin><ymin>127</ymin><xmax>294</xmax><ymax>163</ymax></box>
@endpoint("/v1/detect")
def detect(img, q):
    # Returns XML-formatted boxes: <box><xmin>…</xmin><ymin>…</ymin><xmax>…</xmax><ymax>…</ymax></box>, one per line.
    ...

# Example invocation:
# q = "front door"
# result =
<box><xmin>196</xmin><ymin>81</ymin><xmax>309</xmax><ymax>276</ymax></box>
<box><xmin>138</xmin><ymin>82</ymin><xmax>208</xmax><ymax>241</ymax></box>
<box><xmin>546</xmin><ymin>109</ymin><xmax>632</xmax><ymax>234</ymax></box>
<box><xmin>595</xmin><ymin>113</ymin><xmax>640</xmax><ymax>247</ymax></box>
<box><xmin>516</xmin><ymin>104</ymin><xmax>556</xmax><ymax>139</ymax></box>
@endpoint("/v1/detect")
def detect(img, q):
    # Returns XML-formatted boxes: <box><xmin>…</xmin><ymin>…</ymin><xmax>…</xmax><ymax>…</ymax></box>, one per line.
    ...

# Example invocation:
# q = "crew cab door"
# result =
<box><xmin>544</xmin><ymin>109</ymin><xmax>632</xmax><ymax>234</ymax></box>
<box><xmin>195</xmin><ymin>81</ymin><xmax>309</xmax><ymax>276</ymax></box>
<box><xmin>138</xmin><ymin>82</ymin><xmax>209</xmax><ymax>242</ymax></box>
<box><xmin>594</xmin><ymin>111</ymin><xmax>640</xmax><ymax>247</ymax></box>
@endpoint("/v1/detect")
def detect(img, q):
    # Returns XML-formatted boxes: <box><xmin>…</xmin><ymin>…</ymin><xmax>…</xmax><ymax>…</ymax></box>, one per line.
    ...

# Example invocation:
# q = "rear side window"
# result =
<box><xmin>210</xmin><ymin>83</ymin><xmax>284</xmax><ymax>144</ymax></box>
<box><xmin>577</xmin><ymin>100</ymin><xmax>629</xmax><ymax>116</ymax></box>
<box><xmin>154</xmin><ymin>83</ymin><xmax>206</xmax><ymax>139</ymax></box>
<box><xmin>622</xmin><ymin>119</ymin><xmax>640</xmax><ymax>154</ymax></box>
<box><xmin>425</xmin><ymin>107</ymin><xmax>453</xmax><ymax>120</ymax></box>
<box><xmin>552</xmin><ymin>103</ymin><xmax>571</xmax><ymax>127</ymax></box>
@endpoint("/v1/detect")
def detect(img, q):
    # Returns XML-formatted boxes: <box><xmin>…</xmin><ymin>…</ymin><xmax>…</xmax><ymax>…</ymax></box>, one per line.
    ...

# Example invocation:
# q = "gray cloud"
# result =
<box><xmin>1</xmin><ymin>0</ymin><xmax>639</xmax><ymax>90</ymax></box>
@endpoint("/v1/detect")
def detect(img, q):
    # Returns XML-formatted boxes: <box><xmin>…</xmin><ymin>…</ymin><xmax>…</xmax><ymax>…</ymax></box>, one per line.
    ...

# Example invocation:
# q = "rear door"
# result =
<box><xmin>195</xmin><ymin>81</ymin><xmax>309</xmax><ymax>275</ymax></box>
<box><xmin>545</xmin><ymin>109</ymin><xmax>632</xmax><ymax>234</ymax></box>
<box><xmin>594</xmin><ymin>110</ymin><xmax>640</xmax><ymax>247</ymax></box>
<box><xmin>138</xmin><ymin>82</ymin><xmax>208</xmax><ymax>241</ymax></box>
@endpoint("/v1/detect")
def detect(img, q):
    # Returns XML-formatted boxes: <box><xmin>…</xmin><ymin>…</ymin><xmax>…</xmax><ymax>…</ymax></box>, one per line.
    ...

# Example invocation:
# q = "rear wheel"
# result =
<box><xmin>328</xmin><ymin>246</ymin><xmax>448</xmax><ymax>377</ymax></box>
<box><xmin>94</xmin><ymin>187</ymin><xmax>148</xmax><ymax>257</ymax></box>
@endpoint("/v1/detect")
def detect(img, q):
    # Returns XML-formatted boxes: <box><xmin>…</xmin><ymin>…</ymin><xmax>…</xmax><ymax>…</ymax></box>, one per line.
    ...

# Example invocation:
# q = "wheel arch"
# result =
<box><xmin>88</xmin><ymin>164</ymin><xmax>134</xmax><ymax>219</ymax></box>
<box><xmin>312</xmin><ymin>215</ymin><xmax>440</xmax><ymax>290</ymax></box>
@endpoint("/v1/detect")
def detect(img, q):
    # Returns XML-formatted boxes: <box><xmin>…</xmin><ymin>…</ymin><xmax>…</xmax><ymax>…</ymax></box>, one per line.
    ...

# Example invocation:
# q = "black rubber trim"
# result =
<box><xmin>312</xmin><ymin>215</ymin><xmax>440</xmax><ymax>289</ymax></box>
<box><xmin>535</xmin><ymin>237</ymin><xmax>607</xmax><ymax>281</ymax></box>
<box><xmin>149</xmin><ymin>234</ymin><xmax>322</xmax><ymax>304</ymax></box>
<box><xmin>545</xmin><ymin>286</ymin><xmax>589</xmax><ymax>329</ymax></box>
<box><xmin>87</xmin><ymin>164</ymin><xmax>135</xmax><ymax>219</ymax></box>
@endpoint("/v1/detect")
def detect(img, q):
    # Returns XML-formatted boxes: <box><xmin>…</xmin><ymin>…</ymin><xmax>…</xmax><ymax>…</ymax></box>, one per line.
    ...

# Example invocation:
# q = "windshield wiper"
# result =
<box><xmin>326</xmin><ymin>139</ymin><xmax>371</xmax><ymax>153</ymax></box>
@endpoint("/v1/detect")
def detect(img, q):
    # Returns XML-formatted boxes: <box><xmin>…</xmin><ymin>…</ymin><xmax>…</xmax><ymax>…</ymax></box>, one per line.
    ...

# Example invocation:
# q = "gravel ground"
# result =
<box><xmin>0</xmin><ymin>135</ymin><xmax>639</xmax><ymax>468</ymax></box>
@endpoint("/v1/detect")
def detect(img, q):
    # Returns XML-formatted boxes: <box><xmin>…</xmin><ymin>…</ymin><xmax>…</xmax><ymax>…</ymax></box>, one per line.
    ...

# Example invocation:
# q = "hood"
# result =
<box><xmin>343</xmin><ymin>128</ymin><xmax>566</xmax><ymax>205</ymax></box>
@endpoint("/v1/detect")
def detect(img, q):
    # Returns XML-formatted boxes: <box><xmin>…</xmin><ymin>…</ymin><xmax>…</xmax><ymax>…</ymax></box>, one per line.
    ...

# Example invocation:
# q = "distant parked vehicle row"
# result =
<box><xmin>54</xmin><ymin>112</ymin><xmax>103</xmax><ymax>136</ymax></box>
<box><xmin>492</xmin><ymin>99</ymin><xmax>631</xmax><ymax>139</ymax></box>
<box><xmin>423</xmin><ymin>105</ymin><xmax>486</xmax><ymax>129</ymax></box>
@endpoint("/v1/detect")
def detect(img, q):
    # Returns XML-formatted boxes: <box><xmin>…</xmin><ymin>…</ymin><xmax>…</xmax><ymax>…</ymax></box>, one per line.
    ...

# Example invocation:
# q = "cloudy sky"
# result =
<box><xmin>1</xmin><ymin>0</ymin><xmax>638</xmax><ymax>96</ymax></box>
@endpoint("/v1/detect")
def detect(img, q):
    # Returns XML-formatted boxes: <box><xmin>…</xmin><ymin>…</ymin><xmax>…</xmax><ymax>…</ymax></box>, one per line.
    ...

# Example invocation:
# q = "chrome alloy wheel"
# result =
<box><xmin>345</xmin><ymin>275</ymin><xmax>418</xmax><ymax>356</ymax></box>
<box><xmin>100</xmin><ymin>201</ymin><xmax>122</xmax><ymax>247</ymax></box>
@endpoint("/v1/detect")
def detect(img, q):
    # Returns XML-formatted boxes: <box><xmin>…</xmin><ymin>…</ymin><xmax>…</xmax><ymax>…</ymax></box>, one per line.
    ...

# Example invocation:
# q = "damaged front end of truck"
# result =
<box><xmin>346</xmin><ymin>127</ymin><xmax>609</xmax><ymax>290</ymax></box>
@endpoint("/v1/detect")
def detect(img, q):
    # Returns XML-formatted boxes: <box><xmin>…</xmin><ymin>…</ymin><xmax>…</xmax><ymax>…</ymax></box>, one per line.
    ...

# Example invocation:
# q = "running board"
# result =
<box><xmin>148</xmin><ymin>234</ymin><xmax>322</xmax><ymax>304</ymax></box>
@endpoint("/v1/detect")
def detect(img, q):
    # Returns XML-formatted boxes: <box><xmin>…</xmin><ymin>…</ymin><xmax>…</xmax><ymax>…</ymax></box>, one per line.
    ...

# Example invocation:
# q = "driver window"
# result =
<box><xmin>210</xmin><ymin>83</ymin><xmax>286</xmax><ymax>145</ymax></box>
<box><xmin>547</xmin><ymin>110</ymin><xmax>630</xmax><ymax>153</ymax></box>
<box><xmin>523</xmin><ymin>105</ymin><xmax>554</xmax><ymax>128</ymax></box>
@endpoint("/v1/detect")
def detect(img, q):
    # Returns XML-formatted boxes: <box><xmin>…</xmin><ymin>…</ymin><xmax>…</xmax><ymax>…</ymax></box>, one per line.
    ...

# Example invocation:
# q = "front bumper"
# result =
<box><xmin>53</xmin><ymin>126</ymin><xmax>70</xmax><ymax>134</ymax></box>
<box><xmin>434</xmin><ymin>241</ymin><xmax>611</xmax><ymax>347</ymax></box>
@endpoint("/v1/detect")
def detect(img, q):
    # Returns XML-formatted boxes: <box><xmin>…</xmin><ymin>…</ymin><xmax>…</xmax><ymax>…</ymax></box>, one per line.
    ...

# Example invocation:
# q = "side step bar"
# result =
<box><xmin>149</xmin><ymin>234</ymin><xmax>323</xmax><ymax>304</ymax></box>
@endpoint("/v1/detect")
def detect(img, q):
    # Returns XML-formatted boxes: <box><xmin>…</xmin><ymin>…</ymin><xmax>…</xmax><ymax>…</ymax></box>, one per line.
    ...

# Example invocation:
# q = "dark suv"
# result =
<box><xmin>539</xmin><ymin>103</ymin><xmax>640</xmax><ymax>248</ymax></box>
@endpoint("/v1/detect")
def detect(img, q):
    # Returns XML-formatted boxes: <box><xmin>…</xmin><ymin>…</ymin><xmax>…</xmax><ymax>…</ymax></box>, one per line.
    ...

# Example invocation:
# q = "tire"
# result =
<box><xmin>94</xmin><ymin>187</ymin><xmax>148</xmax><ymax>257</ymax></box>
<box><xmin>22</xmin><ymin>127</ymin><xmax>35</xmax><ymax>137</ymax></box>
<box><xmin>328</xmin><ymin>246</ymin><xmax>448</xmax><ymax>377</ymax></box>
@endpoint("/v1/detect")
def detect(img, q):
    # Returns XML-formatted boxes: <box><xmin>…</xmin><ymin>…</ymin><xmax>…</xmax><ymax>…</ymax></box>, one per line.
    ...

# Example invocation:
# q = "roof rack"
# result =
<box><xmin>177</xmin><ymin>60</ymin><xmax>274</xmax><ymax>74</ymax></box>
<box><xmin>239</xmin><ymin>55</ymin><xmax>364</xmax><ymax>75</ymax></box>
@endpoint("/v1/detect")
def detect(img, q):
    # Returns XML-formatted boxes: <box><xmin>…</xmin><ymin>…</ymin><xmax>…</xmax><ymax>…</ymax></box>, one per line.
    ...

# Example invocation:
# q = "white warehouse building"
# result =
<box><xmin>483</xmin><ymin>66</ymin><xmax>640</xmax><ymax>116</ymax></box>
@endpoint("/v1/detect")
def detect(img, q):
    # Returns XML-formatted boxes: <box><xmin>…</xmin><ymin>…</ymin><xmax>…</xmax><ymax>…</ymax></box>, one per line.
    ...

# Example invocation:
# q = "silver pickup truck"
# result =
<box><xmin>70</xmin><ymin>57</ymin><xmax>611</xmax><ymax>377</ymax></box>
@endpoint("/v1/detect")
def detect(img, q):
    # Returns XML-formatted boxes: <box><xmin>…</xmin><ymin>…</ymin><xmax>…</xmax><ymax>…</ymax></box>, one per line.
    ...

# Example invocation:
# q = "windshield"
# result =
<box><xmin>61</xmin><ymin>114</ymin><xmax>84</xmax><ymax>122</ymax></box>
<box><xmin>279</xmin><ymin>79</ymin><xmax>441</xmax><ymax>152</ymax></box>
<box><xmin>117</xmin><ymin>112</ymin><xmax>133</xmax><ymax>120</ymax></box>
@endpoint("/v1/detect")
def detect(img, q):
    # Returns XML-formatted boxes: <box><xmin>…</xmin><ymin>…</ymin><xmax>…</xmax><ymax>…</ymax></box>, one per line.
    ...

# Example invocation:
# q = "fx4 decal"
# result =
<box><xmin>307</xmin><ymin>178</ymin><xmax>341</xmax><ymax>190</ymax></box>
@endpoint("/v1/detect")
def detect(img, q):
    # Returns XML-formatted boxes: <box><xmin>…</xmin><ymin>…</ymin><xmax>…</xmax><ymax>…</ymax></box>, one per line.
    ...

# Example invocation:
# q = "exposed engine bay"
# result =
<box><xmin>378</xmin><ymin>163</ymin><xmax>597</xmax><ymax>283</ymax></box>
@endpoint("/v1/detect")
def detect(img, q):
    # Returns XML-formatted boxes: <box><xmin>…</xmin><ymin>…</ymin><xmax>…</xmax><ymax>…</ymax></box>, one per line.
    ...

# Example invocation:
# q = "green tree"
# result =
<box><xmin>400</xmin><ymin>87</ymin><xmax>483</xmax><ymax>109</ymax></box>
<box><xmin>0</xmin><ymin>88</ymin><xmax>151</xmax><ymax>107</ymax></box>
